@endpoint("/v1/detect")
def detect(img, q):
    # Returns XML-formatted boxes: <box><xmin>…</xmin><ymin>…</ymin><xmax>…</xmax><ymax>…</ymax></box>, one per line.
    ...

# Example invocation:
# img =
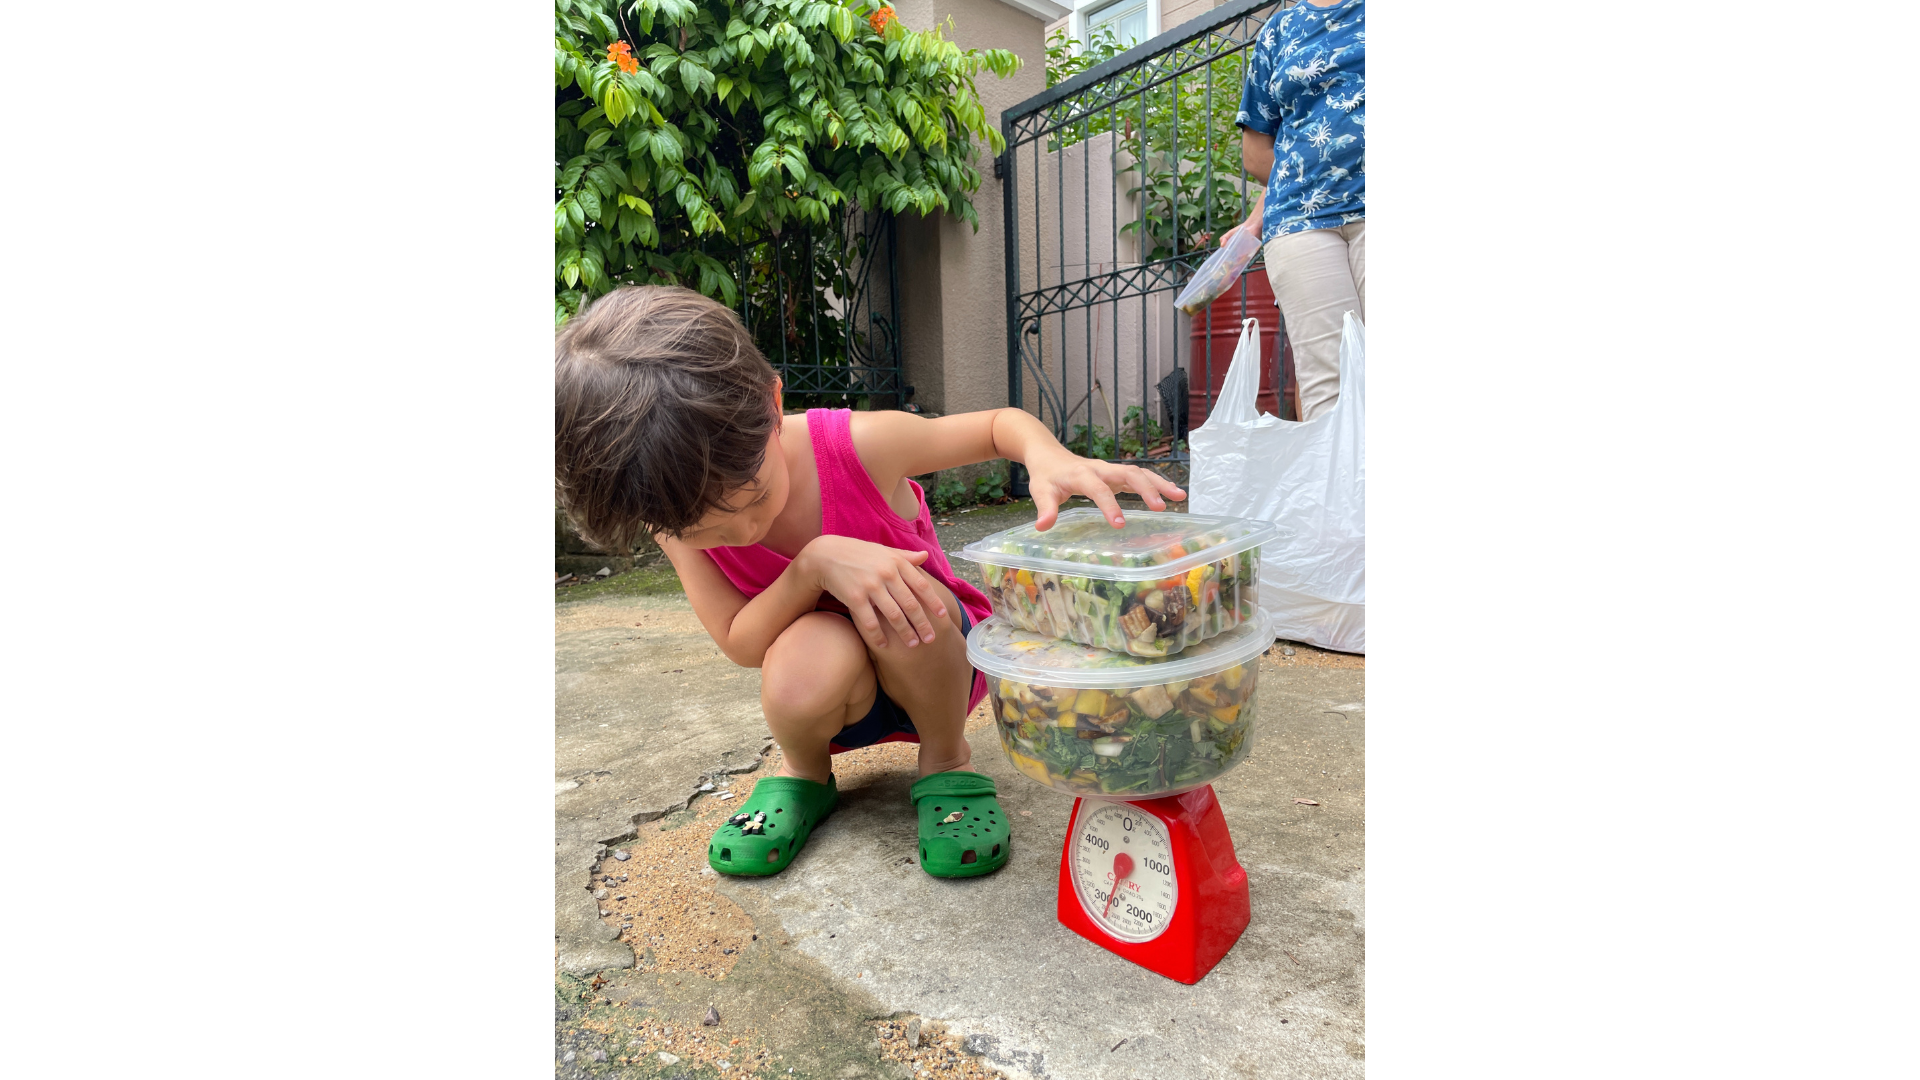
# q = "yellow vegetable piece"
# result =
<box><xmin>1008</xmin><ymin>750</ymin><xmax>1053</xmax><ymax>785</ymax></box>
<box><xmin>1208</xmin><ymin>703</ymin><xmax>1242</xmax><ymax>723</ymax></box>
<box><xmin>1222</xmin><ymin>665</ymin><xmax>1244</xmax><ymax>690</ymax></box>
<box><xmin>1056</xmin><ymin>710</ymin><xmax>1079</xmax><ymax>728</ymax></box>
<box><xmin>1001</xmin><ymin>701</ymin><xmax>1022</xmax><ymax>724</ymax></box>
<box><xmin>1072</xmin><ymin>689</ymin><xmax>1109</xmax><ymax>715</ymax></box>
<box><xmin>1015</xmin><ymin>569</ymin><xmax>1034</xmax><ymax>586</ymax></box>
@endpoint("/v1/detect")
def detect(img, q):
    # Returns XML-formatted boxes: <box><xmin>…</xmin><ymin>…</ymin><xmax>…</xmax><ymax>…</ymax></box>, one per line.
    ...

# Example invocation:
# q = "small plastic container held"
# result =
<box><xmin>966</xmin><ymin>609</ymin><xmax>1273</xmax><ymax>799</ymax></box>
<box><xmin>957</xmin><ymin>508</ymin><xmax>1278</xmax><ymax>657</ymax></box>
<box><xmin>1172</xmin><ymin>223</ymin><xmax>1262</xmax><ymax>316</ymax></box>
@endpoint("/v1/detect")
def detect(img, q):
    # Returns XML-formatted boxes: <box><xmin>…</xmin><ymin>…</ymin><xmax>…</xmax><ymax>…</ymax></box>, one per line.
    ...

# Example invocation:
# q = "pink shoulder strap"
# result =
<box><xmin>806</xmin><ymin>408</ymin><xmax>900</xmax><ymax>535</ymax></box>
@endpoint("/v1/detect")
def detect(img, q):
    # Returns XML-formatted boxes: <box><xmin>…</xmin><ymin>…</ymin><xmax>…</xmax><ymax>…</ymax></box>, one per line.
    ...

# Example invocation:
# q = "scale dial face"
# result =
<box><xmin>1068</xmin><ymin>801</ymin><xmax>1177</xmax><ymax>943</ymax></box>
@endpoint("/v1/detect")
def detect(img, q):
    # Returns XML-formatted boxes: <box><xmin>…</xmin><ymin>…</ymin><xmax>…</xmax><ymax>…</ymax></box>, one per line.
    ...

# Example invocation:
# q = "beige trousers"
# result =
<box><xmin>1263</xmin><ymin>221</ymin><xmax>1366</xmax><ymax>421</ymax></box>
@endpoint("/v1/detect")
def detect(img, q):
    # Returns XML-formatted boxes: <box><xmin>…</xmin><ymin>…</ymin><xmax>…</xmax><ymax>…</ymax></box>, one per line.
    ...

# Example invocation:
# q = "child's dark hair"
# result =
<box><xmin>555</xmin><ymin>285</ymin><xmax>780</xmax><ymax>550</ymax></box>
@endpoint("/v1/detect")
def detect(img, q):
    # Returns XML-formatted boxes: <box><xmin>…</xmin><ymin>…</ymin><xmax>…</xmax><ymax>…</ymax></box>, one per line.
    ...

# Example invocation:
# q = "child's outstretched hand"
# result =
<box><xmin>1024</xmin><ymin>447</ymin><xmax>1186</xmax><ymax>531</ymax></box>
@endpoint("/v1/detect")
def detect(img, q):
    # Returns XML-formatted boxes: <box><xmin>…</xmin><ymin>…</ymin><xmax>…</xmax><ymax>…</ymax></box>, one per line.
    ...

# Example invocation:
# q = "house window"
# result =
<box><xmin>1083</xmin><ymin>0</ymin><xmax>1151</xmax><ymax>49</ymax></box>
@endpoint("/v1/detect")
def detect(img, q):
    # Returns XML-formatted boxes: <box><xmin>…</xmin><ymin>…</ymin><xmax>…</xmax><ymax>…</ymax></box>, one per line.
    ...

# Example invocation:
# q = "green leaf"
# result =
<box><xmin>583</xmin><ymin>128</ymin><xmax>612</xmax><ymax>151</ymax></box>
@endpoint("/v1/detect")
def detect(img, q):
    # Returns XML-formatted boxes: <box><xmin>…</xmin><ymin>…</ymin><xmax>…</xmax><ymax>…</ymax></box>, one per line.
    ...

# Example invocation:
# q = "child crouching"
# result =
<box><xmin>555</xmin><ymin>285</ymin><xmax>1184</xmax><ymax>877</ymax></box>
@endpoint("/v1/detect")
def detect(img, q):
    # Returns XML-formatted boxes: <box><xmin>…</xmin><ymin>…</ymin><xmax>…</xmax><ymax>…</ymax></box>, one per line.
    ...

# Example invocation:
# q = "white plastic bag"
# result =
<box><xmin>1187</xmin><ymin>312</ymin><xmax>1365</xmax><ymax>653</ymax></box>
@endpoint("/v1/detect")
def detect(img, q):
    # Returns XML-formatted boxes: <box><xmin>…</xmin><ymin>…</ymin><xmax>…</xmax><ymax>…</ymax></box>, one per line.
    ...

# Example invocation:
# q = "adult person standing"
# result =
<box><xmin>1234</xmin><ymin>0</ymin><xmax>1364</xmax><ymax>421</ymax></box>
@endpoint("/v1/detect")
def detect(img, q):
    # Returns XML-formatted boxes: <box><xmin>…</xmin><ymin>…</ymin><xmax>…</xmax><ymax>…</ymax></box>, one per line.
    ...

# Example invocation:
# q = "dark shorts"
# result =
<box><xmin>826</xmin><ymin>605</ymin><xmax>976</xmax><ymax>754</ymax></box>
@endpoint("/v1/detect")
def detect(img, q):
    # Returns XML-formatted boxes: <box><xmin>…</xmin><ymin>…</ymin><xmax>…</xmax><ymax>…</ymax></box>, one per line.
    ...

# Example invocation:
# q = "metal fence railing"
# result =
<box><xmin>694</xmin><ymin>208</ymin><xmax>905</xmax><ymax>411</ymax></box>
<box><xmin>999</xmin><ymin>0</ymin><xmax>1294</xmax><ymax>490</ymax></box>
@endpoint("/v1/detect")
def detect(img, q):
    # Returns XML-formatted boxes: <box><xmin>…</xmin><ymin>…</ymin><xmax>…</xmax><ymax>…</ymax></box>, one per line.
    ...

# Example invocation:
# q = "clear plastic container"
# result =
<box><xmin>1173</xmin><ymin>223</ymin><xmax>1262</xmax><ymax>316</ymax></box>
<box><xmin>956</xmin><ymin>508</ymin><xmax>1278</xmax><ymax>657</ymax></box>
<box><xmin>966</xmin><ymin>609</ymin><xmax>1272</xmax><ymax>799</ymax></box>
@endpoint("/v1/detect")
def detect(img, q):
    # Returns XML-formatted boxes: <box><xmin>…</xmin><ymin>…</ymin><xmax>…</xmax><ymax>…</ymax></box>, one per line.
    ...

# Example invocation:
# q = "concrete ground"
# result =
<box><xmin>556</xmin><ymin>499</ymin><xmax>1364</xmax><ymax>1079</ymax></box>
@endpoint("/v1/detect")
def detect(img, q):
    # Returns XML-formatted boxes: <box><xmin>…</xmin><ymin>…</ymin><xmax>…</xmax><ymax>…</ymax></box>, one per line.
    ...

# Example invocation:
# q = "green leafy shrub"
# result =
<box><xmin>928</xmin><ymin>475</ymin><xmax>970</xmax><ymax>513</ymax></box>
<box><xmin>1042</xmin><ymin>25</ymin><xmax>1254</xmax><ymax>263</ymax></box>
<box><xmin>1066</xmin><ymin>423</ymin><xmax>1116</xmax><ymax>460</ymax></box>
<box><xmin>554</xmin><ymin>0</ymin><xmax>1021</xmax><ymax>323</ymax></box>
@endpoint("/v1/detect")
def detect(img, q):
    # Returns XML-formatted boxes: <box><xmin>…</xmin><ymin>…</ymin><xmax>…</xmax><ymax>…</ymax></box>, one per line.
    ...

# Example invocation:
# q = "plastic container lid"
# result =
<box><xmin>1173</xmin><ymin>222</ymin><xmax>1263</xmax><ymax>315</ymax></box>
<box><xmin>956</xmin><ymin>508</ymin><xmax>1279</xmax><ymax>582</ymax></box>
<box><xmin>967</xmin><ymin>608</ymin><xmax>1274</xmax><ymax>689</ymax></box>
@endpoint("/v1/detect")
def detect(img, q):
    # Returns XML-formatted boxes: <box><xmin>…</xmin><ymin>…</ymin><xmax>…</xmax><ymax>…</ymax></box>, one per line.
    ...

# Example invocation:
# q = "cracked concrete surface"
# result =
<box><xmin>556</xmin><ymin>596</ymin><xmax>774</xmax><ymax>976</ymax></box>
<box><xmin>556</xmin><ymin>577</ymin><xmax>1364</xmax><ymax>1077</ymax></box>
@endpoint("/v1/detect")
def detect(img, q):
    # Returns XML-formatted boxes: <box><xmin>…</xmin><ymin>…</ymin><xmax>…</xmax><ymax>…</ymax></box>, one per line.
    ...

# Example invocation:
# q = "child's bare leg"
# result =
<box><xmin>760</xmin><ymin>612</ymin><xmax>879</xmax><ymax>784</ymax></box>
<box><xmin>867</xmin><ymin>580</ymin><xmax>974</xmax><ymax>777</ymax></box>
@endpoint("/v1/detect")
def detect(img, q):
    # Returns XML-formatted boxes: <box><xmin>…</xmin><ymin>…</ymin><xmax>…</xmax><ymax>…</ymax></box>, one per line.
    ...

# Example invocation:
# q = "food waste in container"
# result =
<box><xmin>966</xmin><ymin>609</ymin><xmax>1273</xmax><ymax>799</ymax></box>
<box><xmin>1171</xmin><ymin>221</ymin><xmax>1263</xmax><ymax>316</ymax></box>
<box><xmin>957</xmin><ymin>508</ymin><xmax>1279</xmax><ymax>657</ymax></box>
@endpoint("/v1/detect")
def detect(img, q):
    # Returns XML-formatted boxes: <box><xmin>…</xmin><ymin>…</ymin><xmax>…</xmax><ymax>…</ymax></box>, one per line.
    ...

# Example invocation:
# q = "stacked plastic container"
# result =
<box><xmin>957</xmin><ymin>509</ymin><xmax>1279</xmax><ymax>799</ymax></box>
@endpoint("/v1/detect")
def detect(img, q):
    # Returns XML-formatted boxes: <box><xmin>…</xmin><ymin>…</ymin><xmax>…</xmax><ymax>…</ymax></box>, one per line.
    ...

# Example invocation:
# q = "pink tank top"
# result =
<box><xmin>705</xmin><ymin>409</ymin><xmax>991</xmax><ymax>711</ymax></box>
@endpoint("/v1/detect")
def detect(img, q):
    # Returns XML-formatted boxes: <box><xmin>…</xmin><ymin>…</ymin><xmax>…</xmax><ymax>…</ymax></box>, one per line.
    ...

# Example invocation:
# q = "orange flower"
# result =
<box><xmin>869</xmin><ymin>5</ymin><xmax>896</xmax><ymax>34</ymax></box>
<box><xmin>607</xmin><ymin>40</ymin><xmax>638</xmax><ymax>74</ymax></box>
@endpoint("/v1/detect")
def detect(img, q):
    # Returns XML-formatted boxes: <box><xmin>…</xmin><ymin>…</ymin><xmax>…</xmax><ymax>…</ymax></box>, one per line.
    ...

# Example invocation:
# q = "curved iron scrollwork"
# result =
<box><xmin>1018</xmin><ymin>318</ymin><xmax>1070</xmax><ymax>441</ymax></box>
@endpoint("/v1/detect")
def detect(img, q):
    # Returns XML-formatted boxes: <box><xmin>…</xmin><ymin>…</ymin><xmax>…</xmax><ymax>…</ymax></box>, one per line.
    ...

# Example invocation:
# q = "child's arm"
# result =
<box><xmin>659</xmin><ymin>533</ymin><xmax>954</xmax><ymax>666</ymax></box>
<box><xmin>852</xmin><ymin>407</ymin><xmax>1187</xmax><ymax>530</ymax></box>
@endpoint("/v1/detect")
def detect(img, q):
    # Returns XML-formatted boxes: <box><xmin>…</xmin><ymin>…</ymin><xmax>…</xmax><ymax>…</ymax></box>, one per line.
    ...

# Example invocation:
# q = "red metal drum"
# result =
<box><xmin>1187</xmin><ymin>268</ymin><xmax>1297</xmax><ymax>429</ymax></box>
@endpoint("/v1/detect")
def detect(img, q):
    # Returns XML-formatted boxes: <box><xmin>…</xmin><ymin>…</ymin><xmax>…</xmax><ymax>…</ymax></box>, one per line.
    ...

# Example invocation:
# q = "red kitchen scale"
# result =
<box><xmin>1056</xmin><ymin>784</ymin><xmax>1250</xmax><ymax>984</ymax></box>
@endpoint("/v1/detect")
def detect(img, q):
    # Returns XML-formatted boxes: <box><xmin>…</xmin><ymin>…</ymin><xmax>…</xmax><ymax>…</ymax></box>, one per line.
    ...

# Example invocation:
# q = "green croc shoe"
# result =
<box><xmin>708</xmin><ymin>775</ymin><xmax>837</xmax><ymax>876</ymax></box>
<box><xmin>910</xmin><ymin>771</ymin><xmax>1010</xmax><ymax>878</ymax></box>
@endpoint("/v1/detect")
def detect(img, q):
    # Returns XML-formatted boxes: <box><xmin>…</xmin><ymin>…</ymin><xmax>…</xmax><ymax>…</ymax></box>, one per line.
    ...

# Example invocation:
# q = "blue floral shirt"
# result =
<box><xmin>1236</xmin><ymin>0</ymin><xmax>1366</xmax><ymax>242</ymax></box>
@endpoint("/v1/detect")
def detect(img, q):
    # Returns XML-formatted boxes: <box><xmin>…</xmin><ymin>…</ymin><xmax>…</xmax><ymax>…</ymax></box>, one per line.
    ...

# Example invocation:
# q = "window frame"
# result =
<box><xmin>1068</xmin><ymin>0</ymin><xmax>1162</xmax><ymax>54</ymax></box>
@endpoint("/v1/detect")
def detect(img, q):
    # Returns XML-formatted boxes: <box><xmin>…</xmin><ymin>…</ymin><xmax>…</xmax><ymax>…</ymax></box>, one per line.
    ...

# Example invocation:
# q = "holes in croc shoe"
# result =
<box><xmin>766</xmin><ymin>849</ymin><xmax>780</xmax><ymax>863</ymax></box>
<box><xmin>992</xmin><ymin>843</ymin><xmax>1002</xmax><ymax>857</ymax></box>
<box><xmin>920</xmin><ymin>846</ymin><xmax>927</xmax><ymax>862</ymax></box>
<box><xmin>720</xmin><ymin>848</ymin><xmax>732</xmax><ymax>861</ymax></box>
<box><xmin>961</xmin><ymin>850</ymin><xmax>977</xmax><ymax>864</ymax></box>
<box><xmin>775</xmin><ymin>807</ymin><xmax>783</xmax><ymax>813</ymax></box>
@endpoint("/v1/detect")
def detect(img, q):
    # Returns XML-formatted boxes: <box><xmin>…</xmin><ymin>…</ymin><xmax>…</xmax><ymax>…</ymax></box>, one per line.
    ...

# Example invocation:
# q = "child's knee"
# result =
<box><xmin>762</xmin><ymin>615</ymin><xmax>869</xmax><ymax>717</ymax></box>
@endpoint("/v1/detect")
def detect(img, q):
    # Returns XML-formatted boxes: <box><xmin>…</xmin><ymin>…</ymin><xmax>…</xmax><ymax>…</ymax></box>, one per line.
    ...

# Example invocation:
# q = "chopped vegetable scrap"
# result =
<box><xmin>960</xmin><ymin>510</ymin><xmax>1273</xmax><ymax>657</ymax></box>
<box><xmin>966</xmin><ymin>611</ymin><xmax>1272</xmax><ymax>799</ymax></box>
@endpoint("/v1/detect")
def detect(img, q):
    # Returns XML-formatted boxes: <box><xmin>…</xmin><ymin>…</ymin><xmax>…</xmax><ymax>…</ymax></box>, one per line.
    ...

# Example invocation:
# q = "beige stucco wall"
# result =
<box><xmin>892</xmin><ymin>0</ymin><xmax>1050</xmax><ymax>425</ymax></box>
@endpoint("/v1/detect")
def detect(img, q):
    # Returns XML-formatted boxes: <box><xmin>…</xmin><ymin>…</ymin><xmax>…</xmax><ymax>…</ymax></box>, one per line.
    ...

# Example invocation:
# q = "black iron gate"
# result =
<box><xmin>699</xmin><ymin>208</ymin><xmax>904</xmax><ymax>411</ymax></box>
<box><xmin>999</xmin><ymin>0</ymin><xmax>1291</xmax><ymax>487</ymax></box>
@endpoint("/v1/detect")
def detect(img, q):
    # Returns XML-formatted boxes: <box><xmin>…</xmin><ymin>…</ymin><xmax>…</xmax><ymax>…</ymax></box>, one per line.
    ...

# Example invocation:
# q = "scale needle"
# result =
<box><xmin>1101</xmin><ymin>852</ymin><xmax>1135</xmax><ymax>922</ymax></box>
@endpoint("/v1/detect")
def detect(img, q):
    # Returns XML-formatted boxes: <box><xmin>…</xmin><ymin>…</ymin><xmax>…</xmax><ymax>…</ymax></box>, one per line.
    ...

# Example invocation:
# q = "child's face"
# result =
<box><xmin>672</xmin><ymin>428</ymin><xmax>790</xmax><ymax>550</ymax></box>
